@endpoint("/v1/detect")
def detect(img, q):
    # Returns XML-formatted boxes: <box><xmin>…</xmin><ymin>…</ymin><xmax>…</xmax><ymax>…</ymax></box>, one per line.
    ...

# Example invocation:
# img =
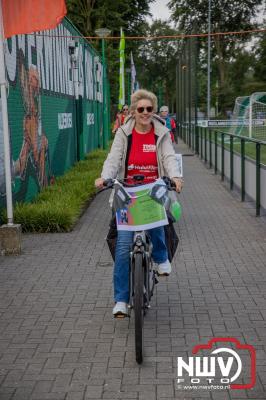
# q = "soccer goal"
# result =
<box><xmin>229</xmin><ymin>93</ymin><xmax>266</xmax><ymax>140</ymax></box>
<box><xmin>229</xmin><ymin>96</ymin><xmax>250</xmax><ymax>137</ymax></box>
<box><xmin>249</xmin><ymin>92</ymin><xmax>266</xmax><ymax>140</ymax></box>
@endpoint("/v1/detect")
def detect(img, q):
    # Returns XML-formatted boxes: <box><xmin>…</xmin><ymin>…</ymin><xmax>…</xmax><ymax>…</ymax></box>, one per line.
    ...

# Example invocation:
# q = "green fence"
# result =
<box><xmin>0</xmin><ymin>17</ymin><xmax>110</xmax><ymax>209</ymax></box>
<box><xmin>179</xmin><ymin>124</ymin><xmax>266</xmax><ymax>216</ymax></box>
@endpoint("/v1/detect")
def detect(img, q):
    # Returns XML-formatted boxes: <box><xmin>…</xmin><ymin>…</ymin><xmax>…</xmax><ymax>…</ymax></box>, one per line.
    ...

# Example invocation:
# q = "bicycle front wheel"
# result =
<box><xmin>134</xmin><ymin>252</ymin><xmax>144</xmax><ymax>364</ymax></box>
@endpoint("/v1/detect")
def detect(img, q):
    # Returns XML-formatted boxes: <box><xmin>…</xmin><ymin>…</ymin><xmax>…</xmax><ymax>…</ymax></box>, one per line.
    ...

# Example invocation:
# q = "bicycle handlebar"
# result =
<box><xmin>103</xmin><ymin>176</ymin><xmax>176</xmax><ymax>190</ymax></box>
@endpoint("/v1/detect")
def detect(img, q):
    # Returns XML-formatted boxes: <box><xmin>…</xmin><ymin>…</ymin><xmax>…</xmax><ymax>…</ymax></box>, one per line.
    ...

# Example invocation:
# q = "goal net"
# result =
<box><xmin>229</xmin><ymin>93</ymin><xmax>266</xmax><ymax>140</ymax></box>
<box><xmin>249</xmin><ymin>92</ymin><xmax>266</xmax><ymax>140</ymax></box>
<box><xmin>229</xmin><ymin>96</ymin><xmax>250</xmax><ymax>136</ymax></box>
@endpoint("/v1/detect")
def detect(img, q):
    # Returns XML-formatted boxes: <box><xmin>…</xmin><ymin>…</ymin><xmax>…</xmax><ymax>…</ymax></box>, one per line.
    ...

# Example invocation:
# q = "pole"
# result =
<box><xmin>249</xmin><ymin>96</ymin><xmax>252</xmax><ymax>138</ymax></box>
<box><xmin>183</xmin><ymin>49</ymin><xmax>187</xmax><ymax>142</ymax></box>
<box><xmin>101</xmin><ymin>38</ymin><xmax>107</xmax><ymax>149</ymax></box>
<box><xmin>95</xmin><ymin>28</ymin><xmax>111</xmax><ymax>149</ymax></box>
<box><xmin>71</xmin><ymin>44</ymin><xmax>81</xmax><ymax>160</ymax></box>
<box><xmin>194</xmin><ymin>35</ymin><xmax>199</xmax><ymax>154</ymax></box>
<box><xmin>0</xmin><ymin>0</ymin><xmax>13</xmax><ymax>224</ymax></box>
<box><xmin>69</xmin><ymin>42</ymin><xmax>79</xmax><ymax>100</ymax></box>
<box><xmin>188</xmin><ymin>37</ymin><xmax>192</xmax><ymax>146</ymax></box>
<box><xmin>127</xmin><ymin>71</ymin><xmax>130</xmax><ymax>105</ymax></box>
<box><xmin>125</xmin><ymin>68</ymin><xmax>131</xmax><ymax>105</ymax></box>
<box><xmin>176</xmin><ymin>59</ymin><xmax>179</xmax><ymax>140</ymax></box>
<box><xmin>207</xmin><ymin>0</ymin><xmax>211</xmax><ymax>120</ymax></box>
<box><xmin>180</xmin><ymin>55</ymin><xmax>183</xmax><ymax>139</ymax></box>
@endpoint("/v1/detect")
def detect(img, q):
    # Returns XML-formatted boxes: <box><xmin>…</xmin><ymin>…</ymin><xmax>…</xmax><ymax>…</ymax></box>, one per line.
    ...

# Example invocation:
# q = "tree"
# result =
<box><xmin>168</xmin><ymin>0</ymin><xmax>264</xmax><ymax>114</ymax></box>
<box><xmin>253</xmin><ymin>35</ymin><xmax>266</xmax><ymax>83</ymax></box>
<box><xmin>168</xmin><ymin>0</ymin><xmax>263</xmax><ymax>33</ymax></box>
<box><xmin>66</xmin><ymin>0</ymin><xmax>153</xmax><ymax>109</ymax></box>
<box><xmin>134</xmin><ymin>20</ymin><xmax>179</xmax><ymax>110</ymax></box>
<box><xmin>66</xmin><ymin>0</ymin><xmax>152</xmax><ymax>37</ymax></box>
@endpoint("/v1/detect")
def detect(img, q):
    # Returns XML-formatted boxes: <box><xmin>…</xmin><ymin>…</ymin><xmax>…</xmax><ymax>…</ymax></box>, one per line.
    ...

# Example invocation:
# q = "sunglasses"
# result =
<box><xmin>123</xmin><ymin>108</ymin><xmax>128</xmax><ymax>111</ymax></box>
<box><xmin>136</xmin><ymin>106</ymin><xmax>153</xmax><ymax>113</ymax></box>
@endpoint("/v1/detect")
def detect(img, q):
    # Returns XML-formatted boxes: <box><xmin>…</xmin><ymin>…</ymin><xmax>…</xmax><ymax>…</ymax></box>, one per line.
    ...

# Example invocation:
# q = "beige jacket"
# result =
<box><xmin>101</xmin><ymin>115</ymin><xmax>181</xmax><ymax>180</ymax></box>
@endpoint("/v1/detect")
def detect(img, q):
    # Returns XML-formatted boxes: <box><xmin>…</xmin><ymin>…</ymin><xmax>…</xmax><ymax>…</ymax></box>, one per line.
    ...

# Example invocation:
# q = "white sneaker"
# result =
<box><xmin>155</xmin><ymin>259</ymin><xmax>172</xmax><ymax>276</ymax></box>
<box><xmin>112</xmin><ymin>302</ymin><xmax>128</xmax><ymax>318</ymax></box>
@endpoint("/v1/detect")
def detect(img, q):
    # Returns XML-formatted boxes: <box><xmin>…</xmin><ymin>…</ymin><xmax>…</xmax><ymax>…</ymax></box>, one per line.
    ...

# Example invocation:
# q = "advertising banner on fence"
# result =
<box><xmin>0</xmin><ymin>103</ymin><xmax>5</xmax><ymax>196</ymax></box>
<box><xmin>0</xmin><ymin>17</ymin><xmax>104</xmax><ymax>212</ymax></box>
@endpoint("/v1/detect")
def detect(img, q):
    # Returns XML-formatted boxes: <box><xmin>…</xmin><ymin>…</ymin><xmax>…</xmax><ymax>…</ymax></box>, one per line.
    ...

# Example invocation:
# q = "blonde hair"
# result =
<box><xmin>130</xmin><ymin>89</ymin><xmax>158</xmax><ymax>113</ymax></box>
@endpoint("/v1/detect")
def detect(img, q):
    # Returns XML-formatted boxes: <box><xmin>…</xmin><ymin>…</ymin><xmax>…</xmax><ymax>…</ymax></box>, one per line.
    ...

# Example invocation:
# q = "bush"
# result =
<box><xmin>1</xmin><ymin>148</ymin><xmax>108</xmax><ymax>232</ymax></box>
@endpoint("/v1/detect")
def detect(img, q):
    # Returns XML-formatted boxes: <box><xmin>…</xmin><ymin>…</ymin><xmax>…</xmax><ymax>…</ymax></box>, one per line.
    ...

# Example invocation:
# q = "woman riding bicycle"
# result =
<box><xmin>95</xmin><ymin>89</ymin><xmax>183</xmax><ymax>317</ymax></box>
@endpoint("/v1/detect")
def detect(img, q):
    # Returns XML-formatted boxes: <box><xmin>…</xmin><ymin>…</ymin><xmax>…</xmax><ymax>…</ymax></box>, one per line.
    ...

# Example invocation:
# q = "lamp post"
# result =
<box><xmin>95</xmin><ymin>28</ymin><xmax>111</xmax><ymax>149</ymax></box>
<box><xmin>207</xmin><ymin>0</ymin><xmax>211</xmax><ymax>120</ymax></box>
<box><xmin>182</xmin><ymin>63</ymin><xmax>187</xmax><ymax>142</ymax></box>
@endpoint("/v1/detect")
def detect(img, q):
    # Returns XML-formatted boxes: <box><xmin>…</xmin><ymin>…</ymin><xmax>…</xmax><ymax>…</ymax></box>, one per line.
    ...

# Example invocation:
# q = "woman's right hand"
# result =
<box><xmin>172</xmin><ymin>177</ymin><xmax>183</xmax><ymax>193</ymax></box>
<box><xmin>95</xmin><ymin>177</ymin><xmax>105</xmax><ymax>189</ymax></box>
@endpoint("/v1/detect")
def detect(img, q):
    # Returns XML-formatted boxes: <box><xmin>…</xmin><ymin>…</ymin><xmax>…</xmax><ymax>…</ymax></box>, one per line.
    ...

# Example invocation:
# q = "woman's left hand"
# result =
<box><xmin>172</xmin><ymin>177</ymin><xmax>183</xmax><ymax>193</ymax></box>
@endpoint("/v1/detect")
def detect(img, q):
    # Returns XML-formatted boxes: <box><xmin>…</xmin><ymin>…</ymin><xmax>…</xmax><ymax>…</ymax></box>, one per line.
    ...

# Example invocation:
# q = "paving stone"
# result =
<box><xmin>0</xmin><ymin>140</ymin><xmax>265</xmax><ymax>400</ymax></box>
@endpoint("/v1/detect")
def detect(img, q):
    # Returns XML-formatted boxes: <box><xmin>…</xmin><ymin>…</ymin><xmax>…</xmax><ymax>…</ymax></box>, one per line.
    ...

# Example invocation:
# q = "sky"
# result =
<box><xmin>147</xmin><ymin>0</ymin><xmax>172</xmax><ymax>23</ymax></box>
<box><xmin>147</xmin><ymin>0</ymin><xmax>265</xmax><ymax>25</ymax></box>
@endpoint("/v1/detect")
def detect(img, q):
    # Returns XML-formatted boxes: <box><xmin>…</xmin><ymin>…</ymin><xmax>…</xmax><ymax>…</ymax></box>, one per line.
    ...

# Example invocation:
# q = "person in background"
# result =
<box><xmin>95</xmin><ymin>89</ymin><xmax>183</xmax><ymax>318</ymax></box>
<box><xmin>112</xmin><ymin>105</ymin><xmax>129</xmax><ymax>134</ymax></box>
<box><xmin>159</xmin><ymin>105</ymin><xmax>177</xmax><ymax>143</ymax></box>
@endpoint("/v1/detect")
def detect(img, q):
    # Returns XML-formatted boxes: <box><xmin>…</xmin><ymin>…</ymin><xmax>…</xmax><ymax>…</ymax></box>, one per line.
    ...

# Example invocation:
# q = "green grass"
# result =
<box><xmin>233</xmin><ymin>142</ymin><xmax>266</xmax><ymax>165</ymax></box>
<box><xmin>1</xmin><ymin>148</ymin><xmax>109</xmax><ymax>232</ymax></box>
<box><xmin>207</xmin><ymin>128</ymin><xmax>266</xmax><ymax>165</ymax></box>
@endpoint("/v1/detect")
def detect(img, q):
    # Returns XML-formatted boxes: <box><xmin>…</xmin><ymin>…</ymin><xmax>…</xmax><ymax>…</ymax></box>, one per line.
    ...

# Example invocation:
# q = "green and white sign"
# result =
<box><xmin>116</xmin><ymin>182</ymin><xmax>168</xmax><ymax>231</ymax></box>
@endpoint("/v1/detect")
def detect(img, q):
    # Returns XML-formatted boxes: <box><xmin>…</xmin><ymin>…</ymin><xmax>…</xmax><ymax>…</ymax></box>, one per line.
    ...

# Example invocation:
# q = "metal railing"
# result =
<box><xmin>178</xmin><ymin>123</ymin><xmax>266</xmax><ymax>216</ymax></box>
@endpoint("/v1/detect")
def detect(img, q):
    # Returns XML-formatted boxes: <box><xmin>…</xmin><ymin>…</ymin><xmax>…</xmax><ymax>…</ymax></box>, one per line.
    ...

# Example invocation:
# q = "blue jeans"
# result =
<box><xmin>113</xmin><ymin>226</ymin><xmax>168</xmax><ymax>303</ymax></box>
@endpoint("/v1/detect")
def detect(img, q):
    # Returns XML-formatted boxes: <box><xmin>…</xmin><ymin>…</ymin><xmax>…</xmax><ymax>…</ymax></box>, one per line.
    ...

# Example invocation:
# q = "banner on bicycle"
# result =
<box><xmin>115</xmin><ymin>181</ymin><xmax>168</xmax><ymax>231</ymax></box>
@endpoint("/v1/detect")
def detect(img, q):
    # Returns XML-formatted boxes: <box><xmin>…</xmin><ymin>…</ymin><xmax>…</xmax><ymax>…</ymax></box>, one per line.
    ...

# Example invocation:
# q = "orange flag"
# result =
<box><xmin>2</xmin><ymin>0</ymin><xmax>67</xmax><ymax>38</ymax></box>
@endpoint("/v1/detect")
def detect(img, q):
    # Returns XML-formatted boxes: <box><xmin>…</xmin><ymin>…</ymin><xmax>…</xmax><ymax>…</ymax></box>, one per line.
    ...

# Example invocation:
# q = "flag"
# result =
<box><xmin>130</xmin><ymin>52</ymin><xmax>136</xmax><ymax>94</ymax></box>
<box><xmin>2</xmin><ymin>0</ymin><xmax>67</xmax><ymax>38</ymax></box>
<box><xmin>118</xmin><ymin>27</ymin><xmax>125</xmax><ymax>110</ymax></box>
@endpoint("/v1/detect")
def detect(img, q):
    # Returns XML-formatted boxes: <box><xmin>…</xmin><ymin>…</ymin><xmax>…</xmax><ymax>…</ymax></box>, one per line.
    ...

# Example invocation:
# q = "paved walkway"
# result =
<box><xmin>0</xmin><ymin>140</ymin><xmax>265</xmax><ymax>400</ymax></box>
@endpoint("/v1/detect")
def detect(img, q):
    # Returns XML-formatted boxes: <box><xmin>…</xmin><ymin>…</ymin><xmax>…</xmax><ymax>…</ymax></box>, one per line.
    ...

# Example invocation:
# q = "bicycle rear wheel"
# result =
<box><xmin>134</xmin><ymin>252</ymin><xmax>144</xmax><ymax>364</ymax></box>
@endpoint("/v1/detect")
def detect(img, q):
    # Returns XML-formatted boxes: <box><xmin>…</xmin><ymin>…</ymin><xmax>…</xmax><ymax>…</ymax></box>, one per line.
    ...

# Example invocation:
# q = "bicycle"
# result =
<box><xmin>102</xmin><ymin>175</ymin><xmax>178</xmax><ymax>364</ymax></box>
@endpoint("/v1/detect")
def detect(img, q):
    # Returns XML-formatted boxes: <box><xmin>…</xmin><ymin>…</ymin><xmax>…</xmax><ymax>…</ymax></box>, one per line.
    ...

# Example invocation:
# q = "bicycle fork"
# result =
<box><xmin>129</xmin><ymin>231</ymin><xmax>153</xmax><ymax>310</ymax></box>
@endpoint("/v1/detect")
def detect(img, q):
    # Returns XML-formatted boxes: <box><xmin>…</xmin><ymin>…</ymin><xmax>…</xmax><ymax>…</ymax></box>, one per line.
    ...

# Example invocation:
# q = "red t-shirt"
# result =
<box><xmin>126</xmin><ymin>127</ymin><xmax>158</xmax><ymax>184</ymax></box>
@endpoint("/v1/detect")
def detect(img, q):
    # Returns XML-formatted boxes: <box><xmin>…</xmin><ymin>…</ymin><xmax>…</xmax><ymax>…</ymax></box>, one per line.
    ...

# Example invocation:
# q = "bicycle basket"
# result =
<box><xmin>106</xmin><ymin>215</ymin><xmax>117</xmax><ymax>261</ymax></box>
<box><xmin>164</xmin><ymin>212</ymin><xmax>179</xmax><ymax>262</ymax></box>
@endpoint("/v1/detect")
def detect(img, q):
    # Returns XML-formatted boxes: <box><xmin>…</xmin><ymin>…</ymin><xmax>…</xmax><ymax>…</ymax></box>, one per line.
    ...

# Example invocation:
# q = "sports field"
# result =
<box><xmin>208</xmin><ymin>127</ymin><xmax>266</xmax><ymax>165</ymax></box>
